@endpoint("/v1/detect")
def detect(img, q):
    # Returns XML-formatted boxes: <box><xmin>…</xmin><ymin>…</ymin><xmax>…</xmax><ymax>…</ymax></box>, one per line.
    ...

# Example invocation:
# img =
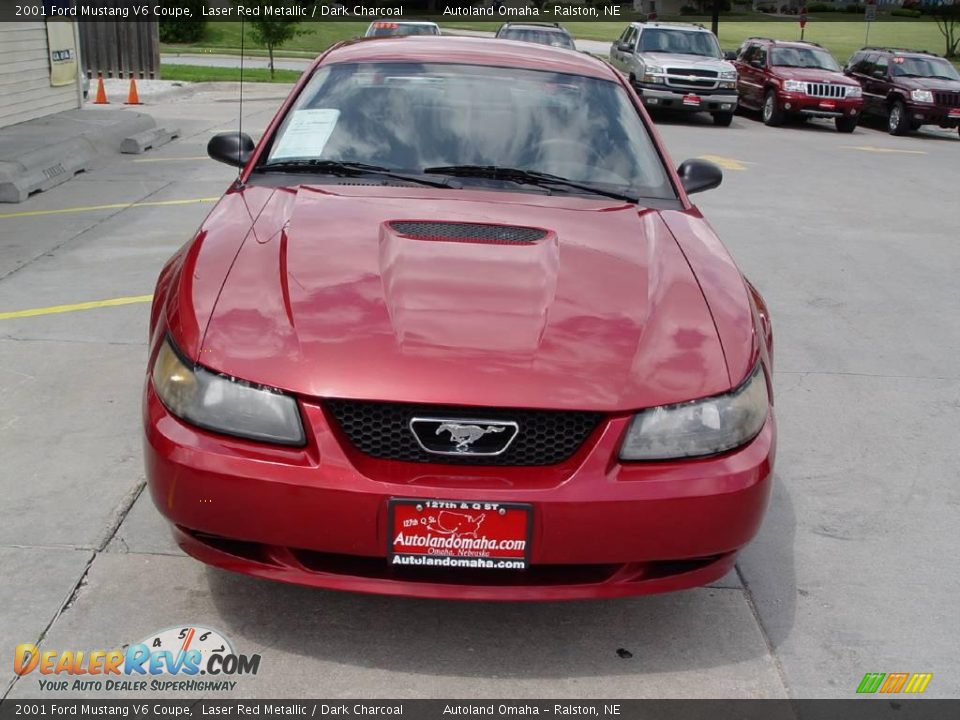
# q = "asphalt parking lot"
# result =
<box><xmin>1</xmin><ymin>84</ymin><xmax>958</xmax><ymax>700</ymax></box>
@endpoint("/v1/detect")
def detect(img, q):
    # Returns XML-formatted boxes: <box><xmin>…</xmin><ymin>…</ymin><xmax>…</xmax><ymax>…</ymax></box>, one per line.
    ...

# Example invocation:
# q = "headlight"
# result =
<box><xmin>720</xmin><ymin>69</ymin><xmax>737</xmax><ymax>81</ymax></box>
<box><xmin>911</xmin><ymin>89</ymin><xmax>934</xmax><ymax>103</ymax></box>
<box><xmin>845</xmin><ymin>85</ymin><xmax>862</xmax><ymax>98</ymax></box>
<box><xmin>619</xmin><ymin>365</ymin><xmax>769</xmax><ymax>461</ymax></box>
<box><xmin>642</xmin><ymin>64</ymin><xmax>665</xmax><ymax>84</ymax></box>
<box><xmin>152</xmin><ymin>338</ymin><xmax>305</xmax><ymax>446</ymax></box>
<box><xmin>783</xmin><ymin>80</ymin><xmax>806</xmax><ymax>93</ymax></box>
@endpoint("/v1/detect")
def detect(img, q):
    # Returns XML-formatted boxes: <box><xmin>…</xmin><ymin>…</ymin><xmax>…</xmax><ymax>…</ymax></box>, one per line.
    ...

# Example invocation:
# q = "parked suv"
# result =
<box><xmin>734</xmin><ymin>38</ymin><xmax>863</xmax><ymax>133</ymax></box>
<box><xmin>609</xmin><ymin>22</ymin><xmax>738</xmax><ymax>126</ymax></box>
<box><xmin>496</xmin><ymin>22</ymin><xmax>576</xmax><ymax>50</ymax></box>
<box><xmin>845</xmin><ymin>47</ymin><xmax>960</xmax><ymax>136</ymax></box>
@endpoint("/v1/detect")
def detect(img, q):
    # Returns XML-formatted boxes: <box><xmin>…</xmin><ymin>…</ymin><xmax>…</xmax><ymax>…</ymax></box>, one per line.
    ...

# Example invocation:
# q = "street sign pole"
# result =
<box><xmin>865</xmin><ymin>0</ymin><xmax>877</xmax><ymax>44</ymax></box>
<box><xmin>799</xmin><ymin>5</ymin><xmax>808</xmax><ymax>41</ymax></box>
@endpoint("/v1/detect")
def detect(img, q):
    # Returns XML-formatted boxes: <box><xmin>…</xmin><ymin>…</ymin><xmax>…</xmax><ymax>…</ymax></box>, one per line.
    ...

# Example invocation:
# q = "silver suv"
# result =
<box><xmin>609</xmin><ymin>22</ymin><xmax>738</xmax><ymax>126</ymax></box>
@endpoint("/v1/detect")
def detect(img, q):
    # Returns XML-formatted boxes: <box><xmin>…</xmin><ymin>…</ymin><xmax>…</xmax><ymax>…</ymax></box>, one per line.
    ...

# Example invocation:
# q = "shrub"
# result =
<box><xmin>680</xmin><ymin>4</ymin><xmax>699</xmax><ymax>14</ymax></box>
<box><xmin>806</xmin><ymin>3</ymin><xmax>834</xmax><ymax>12</ymax></box>
<box><xmin>891</xmin><ymin>7</ymin><xmax>921</xmax><ymax>17</ymax></box>
<box><xmin>158</xmin><ymin>0</ymin><xmax>208</xmax><ymax>44</ymax></box>
<box><xmin>844</xmin><ymin>3</ymin><xmax>865</xmax><ymax>14</ymax></box>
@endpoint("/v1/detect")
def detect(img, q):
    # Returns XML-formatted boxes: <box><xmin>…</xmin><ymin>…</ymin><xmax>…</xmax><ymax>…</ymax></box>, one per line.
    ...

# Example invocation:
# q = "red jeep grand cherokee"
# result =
<box><xmin>143</xmin><ymin>37</ymin><xmax>775</xmax><ymax>601</ymax></box>
<box><xmin>736</xmin><ymin>38</ymin><xmax>863</xmax><ymax>132</ymax></box>
<box><xmin>845</xmin><ymin>47</ymin><xmax>960</xmax><ymax>136</ymax></box>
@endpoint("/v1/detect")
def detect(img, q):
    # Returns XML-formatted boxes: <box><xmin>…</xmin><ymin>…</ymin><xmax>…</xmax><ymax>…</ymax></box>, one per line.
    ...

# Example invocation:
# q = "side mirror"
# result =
<box><xmin>207</xmin><ymin>131</ymin><xmax>255</xmax><ymax>168</ymax></box>
<box><xmin>749</xmin><ymin>59</ymin><xmax>763</xmax><ymax>69</ymax></box>
<box><xmin>724</xmin><ymin>50</ymin><xmax>738</xmax><ymax>61</ymax></box>
<box><xmin>677</xmin><ymin>159</ymin><xmax>723</xmax><ymax>195</ymax></box>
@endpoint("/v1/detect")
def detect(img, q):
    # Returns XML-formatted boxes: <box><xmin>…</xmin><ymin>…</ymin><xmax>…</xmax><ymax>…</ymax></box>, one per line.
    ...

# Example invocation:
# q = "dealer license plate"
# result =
<box><xmin>949</xmin><ymin>108</ymin><xmax>960</xmax><ymax>118</ymax></box>
<box><xmin>388</xmin><ymin>498</ymin><xmax>531</xmax><ymax>570</ymax></box>
<box><xmin>820</xmin><ymin>100</ymin><xmax>837</xmax><ymax>110</ymax></box>
<box><xmin>682</xmin><ymin>94</ymin><xmax>701</xmax><ymax>107</ymax></box>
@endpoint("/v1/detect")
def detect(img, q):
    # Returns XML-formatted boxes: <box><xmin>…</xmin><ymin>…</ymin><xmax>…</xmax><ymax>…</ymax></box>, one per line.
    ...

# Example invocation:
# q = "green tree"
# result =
<box><xmin>924</xmin><ymin>1</ymin><xmax>960</xmax><ymax>58</ymax></box>
<box><xmin>238</xmin><ymin>2</ymin><xmax>304</xmax><ymax>78</ymax></box>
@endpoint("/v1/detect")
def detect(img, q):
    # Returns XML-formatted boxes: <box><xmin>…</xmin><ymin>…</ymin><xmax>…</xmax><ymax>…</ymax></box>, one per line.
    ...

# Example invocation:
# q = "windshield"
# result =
<box><xmin>366</xmin><ymin>23</ymin><xmax>440</xmax><ymax>37</ymax></box>
<box><xmin>770</xmin><ymin>46</ymin><xmax>841</xmax><ymax>71</ymax></box>
<box><xmin>890</xmin><ymin>56</ymin><xmax>960</xmax><ymax>80</ymax></box>
<box><xmin>638</xmin><ymin>29</ymin><xmax>721</xmax><ymax>58</ymax></box>
<box><xmin>498</xmin><ymin>28</ymin><xmax>576</xmax><ymax>50</ymax></box>
<box><xmin>263</xmin><ymin>62</ymin><xmax>674</xmax><ymax>200</ymax></box>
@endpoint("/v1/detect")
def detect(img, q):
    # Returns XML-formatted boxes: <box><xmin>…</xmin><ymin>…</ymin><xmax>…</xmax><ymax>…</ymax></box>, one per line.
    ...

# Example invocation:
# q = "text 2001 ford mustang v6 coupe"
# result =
<box><xmin>143</xmin><ymin>37</ymin><xmax>775</xmax><ymax>601</ymax></box>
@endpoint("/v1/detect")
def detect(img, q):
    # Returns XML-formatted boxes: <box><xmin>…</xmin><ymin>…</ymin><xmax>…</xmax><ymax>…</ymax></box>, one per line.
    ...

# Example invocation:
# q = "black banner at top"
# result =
<box><xmin>1</xmin><ymin>0</ymin><xmax>953</xmax><ymax>23</ymax></box>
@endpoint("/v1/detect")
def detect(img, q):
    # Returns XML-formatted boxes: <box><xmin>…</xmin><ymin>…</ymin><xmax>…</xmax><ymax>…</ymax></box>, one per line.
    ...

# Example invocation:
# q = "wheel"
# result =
<box><xmin>887</xmin><ymin>100</ymin><xmax>910</xmax><ymax>135</ymax></box>
<box><xmin>835</xmin><ymin>116</ymin><xmax>858</xmax><ymax>133</ymax></box>
<box><xmin>712</xmin><ymin>112</ymin><xmax>734</xmax><ymax>127</ymax></box>
<box><xmin>762</xmin><ymin>90</ymin><xmax>784</xmax><ymax>126</ymax></box>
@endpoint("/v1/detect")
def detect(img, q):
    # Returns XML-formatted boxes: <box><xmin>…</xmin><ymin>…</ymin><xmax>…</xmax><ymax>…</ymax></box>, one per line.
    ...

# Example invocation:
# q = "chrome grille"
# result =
<box><xmin>804</xmin><ymin>83</ymin><xmax>848</xmax><ymax>99</ymax></box>
<box><xmin>934</xmin><ymin>91</ymin><xmax>960</xmax><ymax>107</ymax></box>
<box><xmin>665</xmin><ymin>68</ymin><xmax>718</xmax><ymax>90</ymax></box>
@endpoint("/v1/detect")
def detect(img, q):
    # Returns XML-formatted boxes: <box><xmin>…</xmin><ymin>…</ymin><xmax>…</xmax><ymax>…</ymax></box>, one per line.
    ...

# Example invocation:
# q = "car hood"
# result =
<box><xmin>775</xmin><ymin>67</ymin><xmax>858</xmax><ymax>85</ymax></box>
<box><xmin>894</xmin><ymin>76</ymin><xmax>960</xmax><ymax>92</ymax></box>
<box><xmin>644</xmin><ymin>52</ymin><xmax>734</xmax><ymax>71</ymax></box>
<box><xmin>198</xmin><ymin>186</ymin><xmax>732</xmax><ymax>412</ymax></box>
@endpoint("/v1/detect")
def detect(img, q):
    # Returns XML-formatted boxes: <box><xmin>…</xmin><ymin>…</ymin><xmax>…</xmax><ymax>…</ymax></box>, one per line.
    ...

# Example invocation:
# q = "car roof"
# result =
<box><xmin>500</xmin><ymin>23</ymin><xmax>568</xmax><ymax>32</ymax></box>
<box><xmin>750</xmin><ymin>38</ymin><xmax>827</xmax><ymax>50</ymax></box>
<box><xmin>857</xmin><ymin>46</ymin><xmax>940</xmax><ymax>58</ymax></box>
<box><xmin>368</xmin><ymin>20</ymin><xmax>438</xmax><ymax>25</ymax></box>
<box><xmin>629</xmin><ymin>22</ymin><xmax>709</xmax><ymax>32</ymax></box>
<box><xmin>323</xmin><ymin>36</ymin><xmax>614</xmax><ymax>80</ymax></box>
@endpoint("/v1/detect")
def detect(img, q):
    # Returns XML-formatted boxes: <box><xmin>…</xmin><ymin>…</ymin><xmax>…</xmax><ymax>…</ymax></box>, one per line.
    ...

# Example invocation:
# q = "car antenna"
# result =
<box><xmin>237</xmin><ymin>17</ymin><xmax>245</xmax><ymax>182</ymax></box>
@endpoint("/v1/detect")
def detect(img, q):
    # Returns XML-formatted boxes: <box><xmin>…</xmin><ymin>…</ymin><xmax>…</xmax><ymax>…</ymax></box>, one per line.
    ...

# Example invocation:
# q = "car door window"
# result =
<box><xmin>624</xmin><ymin>28</ymin><xmax>637</xmax><ymax>51</ymax></box>
<box><xmin>861</xmin><ymin>54</ymin><xmax>878</xmax><ymax>77</ymax></box>
<box><xmin>873</xmin><ymin>56</ymin><xmax>889</xmax><ymax>79</ymax></box>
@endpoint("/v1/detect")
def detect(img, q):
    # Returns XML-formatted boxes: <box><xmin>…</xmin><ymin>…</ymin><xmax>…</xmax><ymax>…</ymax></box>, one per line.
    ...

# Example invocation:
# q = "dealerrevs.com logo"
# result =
<box><xmin>14</xmin><ymin>626</ymin><xmax>260</xmax><ymax>693</ymax></box>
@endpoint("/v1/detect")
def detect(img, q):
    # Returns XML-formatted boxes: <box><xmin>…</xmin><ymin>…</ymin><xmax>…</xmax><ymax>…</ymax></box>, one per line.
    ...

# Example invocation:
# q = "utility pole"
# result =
<box><xmin>711</xmin><ymin>0</ymin><xmax>721</xmax><ymax>36</ymax></box>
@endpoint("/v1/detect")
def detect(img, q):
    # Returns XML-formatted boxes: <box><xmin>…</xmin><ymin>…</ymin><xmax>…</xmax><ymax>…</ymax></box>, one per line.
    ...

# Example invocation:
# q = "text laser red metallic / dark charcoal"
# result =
<box><xmin>142</xmin><ymin>37</ymin><xmax>776</xmax><ymax>601</ymax></box>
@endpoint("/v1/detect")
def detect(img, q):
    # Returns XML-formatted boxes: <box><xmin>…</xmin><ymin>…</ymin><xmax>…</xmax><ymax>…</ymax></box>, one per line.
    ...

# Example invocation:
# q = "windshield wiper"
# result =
<box><xmin>423</xmin><ymin>165</ymin><xmax>638</xmax><ymax>203</ymax></box>
<box><xmin>256</xmin><ymin>159</ymin><xmax>452</xmax><ymax>188</ymax></box>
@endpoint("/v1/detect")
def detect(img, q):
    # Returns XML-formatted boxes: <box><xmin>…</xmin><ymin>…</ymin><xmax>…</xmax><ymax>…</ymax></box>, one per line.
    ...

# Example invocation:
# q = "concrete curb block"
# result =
<box><xmin>120</xmin><ymin>126</ymin><xmax>181</xmax><ymax>155</ymax></box>
<box><xmin>0</xmin><ymin>109</ymin><xmax>160</xmax><ymax>203</ymax></box>
<box><xmin>0</xmin><ymin>137</ymin><xmax>97</xmax><ymax>203</ymax></box>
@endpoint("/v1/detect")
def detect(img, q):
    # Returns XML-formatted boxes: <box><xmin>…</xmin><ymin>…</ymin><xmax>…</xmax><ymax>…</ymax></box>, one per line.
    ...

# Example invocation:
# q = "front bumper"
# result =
<box><xmin>636</xmin><ymin>86</ymin><xmax>738</xmax><ymax>113</ymax></box>
<box><xmin>143</xmin><ymin>383</ymin><xmax>775</xmax><ymax>600</ymax></box>
<box><xmin>778</xmin><ymin>92</ymin><xmax>863</xmax><ymax>118</ymax></box>
<box><xmin>905</xmin><ymin>103</ymin><xmax>960</xmax><ymax>127</ymax></box>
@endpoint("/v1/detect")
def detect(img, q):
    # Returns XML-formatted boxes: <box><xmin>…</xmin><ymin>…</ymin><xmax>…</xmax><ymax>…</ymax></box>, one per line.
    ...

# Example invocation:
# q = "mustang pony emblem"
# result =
<box><xmin>436</xmin><ymin>423</ymin><xmax>505</xmax><ymax>452</ymax></box>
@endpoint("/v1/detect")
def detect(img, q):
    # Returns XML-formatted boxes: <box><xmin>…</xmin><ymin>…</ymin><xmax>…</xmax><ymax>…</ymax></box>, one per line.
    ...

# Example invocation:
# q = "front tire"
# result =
<box><xmin>888</xmin><ymin>100</ymin><xmax>910</xmax><ymax>135</ymax></box>
<box><xmin>762</xmin><ymin>90</ymin><xmax>784</xmax><ymax>126</ymax></box>
<box><xmin>835</xmin><ymin>116</ymin><xmax>858</xmax><ymax>133</ymax></box>
<box><xmin>712</xmin><ymin>111</ymin><xmax>734</xmax><ymax>127</ymax></box>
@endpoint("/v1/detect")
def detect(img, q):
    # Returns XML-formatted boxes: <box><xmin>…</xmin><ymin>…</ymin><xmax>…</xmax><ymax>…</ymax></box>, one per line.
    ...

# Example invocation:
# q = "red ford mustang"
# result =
<box><xmin>143</xmin><ymin>37</ymin><xmax>775</xmax><ymax>601</ymax></box>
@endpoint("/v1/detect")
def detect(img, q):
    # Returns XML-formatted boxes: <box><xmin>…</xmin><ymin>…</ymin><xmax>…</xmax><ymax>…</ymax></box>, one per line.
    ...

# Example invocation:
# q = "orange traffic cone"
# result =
<box><xmin>93</xmin><ymin>74</ymin><xmax>108</xmax><ymax>104</ymax></box>
<box><xmin>124</xmin><ymin>75</ymin><xmax>141</xmax><ymax>105</ymax></box>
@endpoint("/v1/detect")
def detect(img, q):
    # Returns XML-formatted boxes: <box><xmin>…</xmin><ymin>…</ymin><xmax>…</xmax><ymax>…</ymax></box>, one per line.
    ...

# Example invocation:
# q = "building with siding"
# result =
<box><xmin>0</xmin><ymin>21</ymin><xmax>83</xmax><ymax>130</ymax></box>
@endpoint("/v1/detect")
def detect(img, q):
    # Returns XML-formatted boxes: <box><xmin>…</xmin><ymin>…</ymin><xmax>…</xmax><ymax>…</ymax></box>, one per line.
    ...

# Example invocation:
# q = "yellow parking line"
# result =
<box><xmin>842</xmin><ymin>146</ymin><xmax>927</xmax><ymax>155</ymax></box>
<box><xmin>132</xmin><ymin>156</ymin><xmax>209</xmax><ymax>163</ymax></box>
<box><xmin>698</xmin><ymin>154</ymin><xmax>752</xmax><ymax>171</ymax></box>
<box><xmin>0</xmin><ymin>196</ymin><xmax>218</xmax><ymax>220</ymax></box>
<box><xmin>0</xmin><ymin>294</ymin><xmax>153</xmax><ymax>321</ymax></box>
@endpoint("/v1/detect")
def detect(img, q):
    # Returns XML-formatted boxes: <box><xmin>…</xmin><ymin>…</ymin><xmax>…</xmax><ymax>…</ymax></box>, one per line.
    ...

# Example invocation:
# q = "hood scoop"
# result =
<box><xmin>379</xmin><ymin>220</ymin><xmax>558</xmax><ymax>355</ymax></box>
<box><xmin>388</xmin><ymin>221</ymin><xmax>547</xmax><ymax>245</ymax></box>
